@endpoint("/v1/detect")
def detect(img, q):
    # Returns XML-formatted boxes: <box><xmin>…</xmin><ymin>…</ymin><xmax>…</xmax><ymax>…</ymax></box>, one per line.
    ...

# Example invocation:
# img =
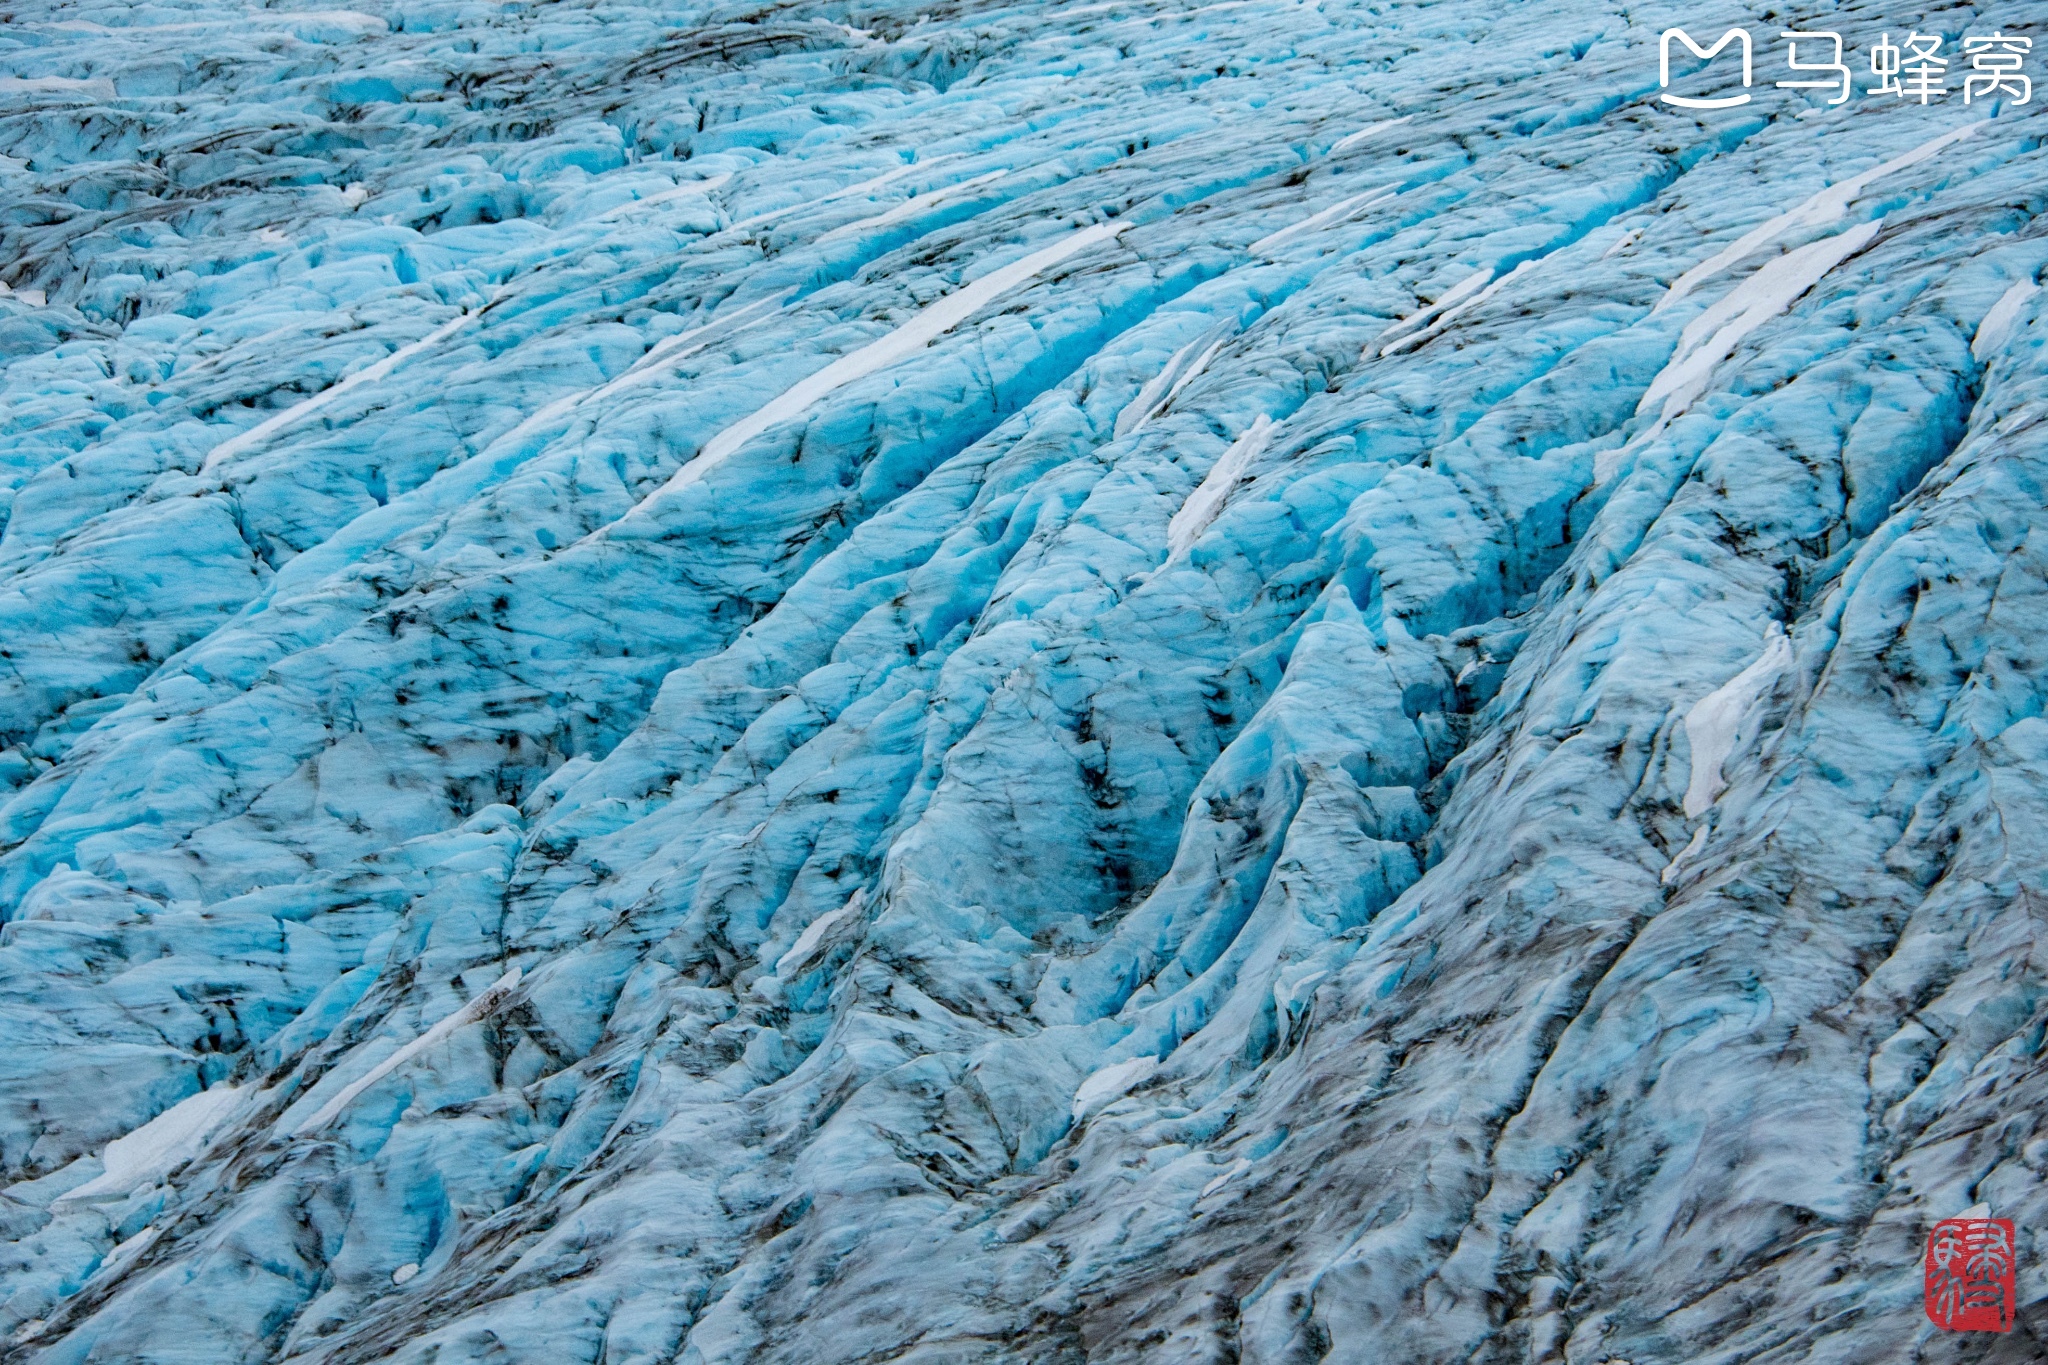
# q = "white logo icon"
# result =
<box><xmin>1661</xmin><ymin>27</ymin><xmax>1754</xmax><ymax>108</ymax></box>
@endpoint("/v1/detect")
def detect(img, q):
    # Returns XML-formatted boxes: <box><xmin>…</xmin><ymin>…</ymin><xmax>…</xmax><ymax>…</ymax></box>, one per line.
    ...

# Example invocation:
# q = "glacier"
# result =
<box><xmin>1</xmin><ymin>0</ymin><xmax>2046</xmax><ymax>1360</ymax></box>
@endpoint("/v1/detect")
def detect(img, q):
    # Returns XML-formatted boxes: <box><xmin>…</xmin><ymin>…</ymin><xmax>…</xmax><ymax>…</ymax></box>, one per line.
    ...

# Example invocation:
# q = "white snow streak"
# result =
<box><xmin>662</xmin><ymin>222</ymin><xmax>1127</xmax><ymax>488</ymax></box>
<box><xmin>292</xmin><ymin>969</ymin><xmax>523</xmax><ymax>1136</ymax></box>
<box><xmin>1198</xmin><ymin>1157</ymin><xmax>1253</xmax><ymax>1199</ymax></box>
<box><xmin>1682</xmin><ymin>623</ymin><xmax>1793</xmax><ymax>818</ymax></box>
<box><xmin>1655</xmin><ymin>122</ymin><xmax>1981</xmax><ymax>313</ymax></box>
<box><xmin>1375</xmin><ymin>266</ymin><xmax>1492</xmax><ymax>348</ymax></box>
<box><xmin>720</xmin><ymin>157</ymin><xmax>959</xmax><ymax>235</ymax></box>
<box><xmin>1160</xmin><ymin>335</ymin><xmax>1227</xmax><ymax>408</ymax></box>
<box><xmin>1635</xmin><ymin>220</ymin><xmax>1881</xmax><ymax>436</ymax></box>
<box><xmin>200</xmin><ymin>305</ymin><xmax>486</xmax><ymax>472</ymax></box>
<box><xmin>1659</xmin><ymin>824</ymin><xmax>1709</xmax><ymax>885</ymax></box>
<box><xmin>818</xmin><ymin>169</ymin><xmax>1010</xmax><ymax>242</ymax></box>
<box><xmin>1329</xmin><ymin>115</ymin><xmax>1412</xmax><ymax>155</ymax></box>
<box><xmin>57</xmin><ymin>1084</ymin><xmax>249</xmax><ymax>1203</ymax></box>
<box><xmin>1167</xmin><ymin>413</ymin><xmax>1273</xmax><ymax>556</ymax></box>
<box><xmin>584</xmin><ymin>294</ymin><xmax>790</xmax><ymax>406</ymax></box>
<box><xmin>1072</xmin><ymin>1055</ymin><xmax>1158</xmax><ymax>1121</ymax></box>
<box><xmin>589</xmin><ymin>172</ymin><xmax>732</xmax><ymax>222</ymax></box>
<box><xmin>1601</xmin><ymin>227</ymin><xmax>1643</xmax><ymax>259</ymax></box>
<box><xmin>50</xmin><ymin>9</ymin><xmax>386</xmax><ymax>37</ymax></box>
<box><xmin>777</xmin><ymin>889</ymin><xmax>865</xmax><ymax>976</ymax></box>
<box><xmin>1116</xmin><ymin>336</ymin><xmax>1203</xmax><ymax>439</ymax></box>
<box><xmin>1972</xmin><ymin>278</ymin><xmax>2040</xmax><ymax>362</ymax></box>
<box><xmin>76</xmin><ymin>1226</ymin><xmax>162</xmax><ymax>1296</ymax></box>
<box><xmin>1059</xmin><ymin>0</ymin><xmax>1163</xmax><ymax>18</ymax></box>
<box><xmin>1250</xmin><ymin>187</ymin><xmax>1394</xmax><ymax>255</ymax></box>
<box><xmin>496</xmin><ymin>294</ymin><xmax>791</xmax><ymax>457</ymax></box>
<box><xmin>1115</xmin><ymin>327</ymin><xmax>1232</xmax><ymax>440</ymax></box>
<box><xmin>0</xmin><ymin>76</ymin><xmax>115</xmax><ymax>97</ymax></box>
<box><xmin>1380</xmin><ymin>258</ymin><xmax>1536</xmax><ymax>357</ymax></box>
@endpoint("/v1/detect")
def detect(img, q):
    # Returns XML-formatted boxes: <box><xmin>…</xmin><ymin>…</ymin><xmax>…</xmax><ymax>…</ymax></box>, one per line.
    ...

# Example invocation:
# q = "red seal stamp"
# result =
<box><xmin>1924</xmin><ymin>1214</ymin><xmax>2017</xmax><ymax>1332</ymax></box>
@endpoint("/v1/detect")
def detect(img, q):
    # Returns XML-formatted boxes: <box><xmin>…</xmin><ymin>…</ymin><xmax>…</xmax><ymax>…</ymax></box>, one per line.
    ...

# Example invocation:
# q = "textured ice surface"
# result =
<box><xmin>1</xmin><ymin>0</ymin><xmax>2047</xmax><ymax>1361</ymax></box>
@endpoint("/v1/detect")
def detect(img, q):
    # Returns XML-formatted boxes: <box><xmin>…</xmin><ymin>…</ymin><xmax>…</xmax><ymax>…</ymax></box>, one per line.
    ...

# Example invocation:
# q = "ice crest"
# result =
<box><xmin>1</xmin><ymin>0</ymin><xmax>2045</xmax><ymax>1361</ymax></box>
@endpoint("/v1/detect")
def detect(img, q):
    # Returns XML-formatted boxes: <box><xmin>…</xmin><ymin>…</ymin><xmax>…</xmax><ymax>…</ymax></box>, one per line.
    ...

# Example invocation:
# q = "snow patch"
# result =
<box><xmin>291</xmin><ymin>969</ymin><xmax>523</xmax><ymax>1136</ymax></box>
<box><xmin>201</xmin><ymin>305</ymin><xmax>489</xmax><ymax>473</ymax></box>
<box><xmin>1972</xmin><ymin>279</ymin><xmax>2039</xmax><ymax>362</ymax></box>
<box><xmin>1160</xmin><ymin>335</ymin><xmax>1228</xmax><ymax>410</ymax></box>
<box><xmin>1329</xmin><ymin>115</ymin><xmax>1413</xmax><ymax>155</ymax></box>
<box><xmin>1660</xmin><ymin>825</ymin><xmax>1709</xmax><ymax>885</ymax></box>
<box><xmin>659</xmin><ymin>221</ymin><xmax>1127</xmax><ymax>489</ymax></box>
<box><xmin>1072</xmin><ymin>1055</ymin><xmax>1158</xmax><ymax>1121</ymax></box>
<box><xmin>1167</xmin><ymin>414</ymin><xmax>1274</xmax><ymax>556</ymax></box>
<box><xmin>1381</xmin><ymin>259</ymin><xmax>1536</xmax><ymax>357</ymax></box>
<box><xmin>819</xmin><ymin>169</ymin><xmax>1011</xmax><ymax>242</ymax></box>
<box><xmin>82</xmin><ymin>1225</ymin><xmax>161</xmax><ymax>1293</ymax></box>
<box><xmin>1601</xmin><ymin>227</ymin><xmax>1643</xmax><ymax>259</ymax></box>
<box><xmin>1116</xmin><ymin>336</ymin><xmax>1207</xmax><ymax>439</ymax></box>
<box><xmin>1636</xmin><ymin>220</ymin><xmax>1881</xmax><ymax>439</ymax></box>
<box><xmin>721</xmin><ymin>157</ymin><xmax>960</xmax><ymax>235</ymax></box>
<box><xmin>497</xmin><ymin>294</ymin><xmax>790</xmax><ymax>464</ymax></box>
<box><xmin>57</xmin><ymin>1085</ymin><xmax>248</xmax><ymax>1203</ymax></box>
<box><xmin>1376</xmin><ymin>267</ymin><xmax>1492</xmax><ymax>348</ymax></box>
<box><xmin>0</xmin><ymin>76</ymin><xmax>116</xmax><ymax>98</ymax></box>
<box><xmin>1115</xmin><ymin>326</ymin><xmax>1231</xmax><ymax>439</ymax></box>
<box><xmin>589</xmin><ymin>172</ymin><xmax>733</xmax><ymax>223</ymax></box>
<box><xmin>776</xmin><ymin>889</ymin><xmax>865</xmax><ymax>977</ymax></box>
<box><xmin>1251</xmin><ymin>186</ymin><xmax>1394</xmax><ymax>255</ymax></box>
<box><xmin>1198</xmin><ymin>1157</ymin><xmax>1252</xmax><ymax>1200</ymax></box>
<box><xmin>1682</xmin><ymin>624</ymin><xmax>1793</xmax><ymax>818</ymax></box>
<box><xmin>1655</xmin><ymin>122</ymin><xmax>1981</xmax><ymax>312</ymax></box>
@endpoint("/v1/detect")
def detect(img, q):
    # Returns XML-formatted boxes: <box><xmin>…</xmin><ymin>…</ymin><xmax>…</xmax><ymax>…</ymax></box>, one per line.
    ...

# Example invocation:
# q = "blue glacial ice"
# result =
<box><xmin>1</xmin><ymin>0</ymin><xmax>2047</xmax><ymax>1360</ymax></box>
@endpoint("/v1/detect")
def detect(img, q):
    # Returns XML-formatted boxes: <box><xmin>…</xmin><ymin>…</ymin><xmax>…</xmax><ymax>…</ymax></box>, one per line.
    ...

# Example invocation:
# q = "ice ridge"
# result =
<box><xmin>0</xmin><ymin>1</ymin><xmax>2045</xmax><ymax>1362</ymax></box>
